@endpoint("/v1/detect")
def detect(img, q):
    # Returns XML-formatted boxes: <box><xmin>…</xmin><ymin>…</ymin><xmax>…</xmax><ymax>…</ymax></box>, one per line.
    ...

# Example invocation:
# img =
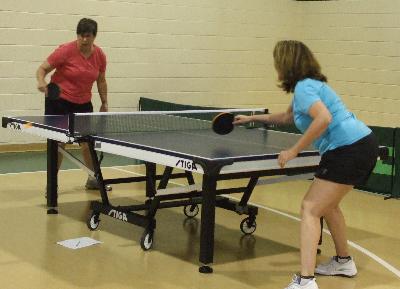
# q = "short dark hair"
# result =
<box><xmin>273</xmin><ymin>40</ymin><xmax>327</xmax><ymax>93</ymax></box>
<box><xmin>76</xmin><ymin>18</ymin><xmax>98</xmax><ymax>36</ymax></box>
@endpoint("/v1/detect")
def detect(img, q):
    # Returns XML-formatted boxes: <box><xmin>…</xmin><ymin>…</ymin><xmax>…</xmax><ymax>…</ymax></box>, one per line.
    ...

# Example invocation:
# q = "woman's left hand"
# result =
<box><xmin>277</xmin><ymin>148</ymin><xmax>298</xmax><ymax>168</ymax></box>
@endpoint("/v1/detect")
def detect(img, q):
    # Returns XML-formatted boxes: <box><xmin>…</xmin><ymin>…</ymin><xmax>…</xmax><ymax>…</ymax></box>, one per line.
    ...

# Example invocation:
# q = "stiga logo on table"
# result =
<box><xmin>108</xmin><ymin>209</ymin><xmax>128</xmax><ymax>222</ymax></box>
<box><xmin>8</xmin><ymin>122</ymin><xmax>22</xmax><ymax>130</ymax></box>
<box><xmin>176</xmin><ymin>159</ymin><xmax>198</xmax><ymax>171</ymax></box>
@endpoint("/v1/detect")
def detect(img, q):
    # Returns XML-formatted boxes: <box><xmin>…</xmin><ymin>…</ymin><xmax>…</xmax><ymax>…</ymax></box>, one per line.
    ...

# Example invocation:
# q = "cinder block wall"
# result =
<box><xmin>293</xmin><ymin>0</ymin><xmax>400</xmax><ymax>126</ymax></box>
<box><xmin>1</xmin><ymin>0</ymin><xmax>399</xmax><ymax>144</ymax></box>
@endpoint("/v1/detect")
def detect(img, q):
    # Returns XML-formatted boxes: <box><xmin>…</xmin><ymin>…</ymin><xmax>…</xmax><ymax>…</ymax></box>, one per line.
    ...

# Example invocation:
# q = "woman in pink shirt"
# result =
<box><xmin>36</xmin><ymin>18</ymin><xmax>109</xmax><ymax>190</ymax></box>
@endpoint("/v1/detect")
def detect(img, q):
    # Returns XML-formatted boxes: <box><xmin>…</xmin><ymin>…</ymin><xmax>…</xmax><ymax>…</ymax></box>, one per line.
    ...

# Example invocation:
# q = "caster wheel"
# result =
<box><xmin>199</xmin><ymin>265</ymin><xmax>213</xmax><ymax>274</ymax></box>
<box><xmin>240</xmin><ymin>217</ymin><xmax>257</xmax><ymax>235</ymax></box>
<box><xmin>199</xmin><ymin>265</ymin><xmax>213</xmax><ymax>273</ymax></box>
<box><xmin>184</xmin><ymin>204</ymin><xmax>199</xmax><ymax>218</ymax></box>
<box><xmin>140</xmin><ymin>230</ymin><xmax>154</xmax><ymax>251</ymax></box>
<box><xmin>47</xmin><ymin>208</ymin><xmax>58</xmax><ymax>214</ymax></box>
<box><xmin>87</xmin><ymin>212</ymin><xmax>100</xmax><ymax>231</ymax></box>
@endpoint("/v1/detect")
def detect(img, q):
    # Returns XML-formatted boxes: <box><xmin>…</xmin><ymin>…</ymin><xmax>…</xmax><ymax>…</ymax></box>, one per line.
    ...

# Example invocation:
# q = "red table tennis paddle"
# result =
<box><xmin>212</xmin><ymin>112</ymin><xmax>234</xmax><ymax>135</ymax></box>
<box><xmin>47</xmin><ymin>82</ymin><xmax>60</xmax><ymax>100</ymax></box>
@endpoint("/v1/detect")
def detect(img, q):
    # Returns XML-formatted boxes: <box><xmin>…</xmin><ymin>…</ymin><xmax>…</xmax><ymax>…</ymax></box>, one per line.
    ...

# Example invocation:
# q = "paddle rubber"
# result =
<box><xmin>212</xmin><ymin>112</ymin><xmax>234</xmax><ymax>135</ymax></box>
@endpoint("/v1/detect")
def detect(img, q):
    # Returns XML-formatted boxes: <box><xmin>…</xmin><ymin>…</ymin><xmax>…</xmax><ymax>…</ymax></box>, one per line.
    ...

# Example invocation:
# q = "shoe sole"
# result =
<box><xmin>315</xmin><ymin>272</ymin><xmax>357</xmax><ymax>278</ymax></box>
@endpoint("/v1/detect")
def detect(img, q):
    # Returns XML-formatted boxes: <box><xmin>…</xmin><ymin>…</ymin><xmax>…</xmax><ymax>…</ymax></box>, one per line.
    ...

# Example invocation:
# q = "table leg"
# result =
<box><xmin>199</xmin><ymin>172</ymin><xmax>218</xmax><ymax>273</ymax></box>
<box><xmin>46</xmin><ymin>139</ymin><xmax>58</xmax><ymax>214</ymax></box>
<box><xmin>145</xmin><ymin>162</ymin><xmax>157</xmax><ymax>198</ymax></box>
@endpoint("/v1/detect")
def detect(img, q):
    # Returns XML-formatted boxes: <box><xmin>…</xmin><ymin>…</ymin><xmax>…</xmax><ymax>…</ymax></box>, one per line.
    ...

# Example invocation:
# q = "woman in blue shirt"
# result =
<box><xmin>234</xmin><ymin>40</ymin><xmax>378</xmax><ymax>289</ymax></box>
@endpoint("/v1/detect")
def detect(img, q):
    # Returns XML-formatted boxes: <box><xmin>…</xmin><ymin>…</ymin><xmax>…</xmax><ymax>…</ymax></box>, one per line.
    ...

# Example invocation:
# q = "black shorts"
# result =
<box><xmin>314</xmin><ymin>133</ymin><xmax>379</xmax><ymax>186</ymax></box>
<box><xmin>45</xmin><ymin>97</ymin><xmax>93</xmax><ymax>115</ymax></box>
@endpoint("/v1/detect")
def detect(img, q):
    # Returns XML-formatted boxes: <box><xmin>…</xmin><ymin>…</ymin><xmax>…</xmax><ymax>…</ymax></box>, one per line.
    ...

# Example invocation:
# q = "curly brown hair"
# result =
<box><xmin>273</xmin><ymin>40</ymin><xmax>327</xmax><ymax>93</ymax></box>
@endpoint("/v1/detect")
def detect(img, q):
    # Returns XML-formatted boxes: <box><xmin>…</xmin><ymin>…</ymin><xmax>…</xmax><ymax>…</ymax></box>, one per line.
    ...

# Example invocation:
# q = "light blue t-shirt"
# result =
<box><xmin>292</xmin><ymin>78</ymin><xmax>371</xmax><ymax>154</ymax></box>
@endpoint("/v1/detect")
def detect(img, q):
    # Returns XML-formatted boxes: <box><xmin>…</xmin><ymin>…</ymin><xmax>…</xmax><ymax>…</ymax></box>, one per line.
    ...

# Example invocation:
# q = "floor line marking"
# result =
<box><xmin>0</xmin><ymin>165</ymin><xmax>143</xmax><ymax>176</ymax></box>
<box><xmin>2</xmin><ymin>167</ymin><xmax>399</xmax><ymax>278</ymax></box>
<box><xmin>108</xmin><ymin>168</ymin><xmax>400</xmax><ymax>279</ymax></box>
<box><xmin>228</xmin><ymin>196</ymin><xmax>400</xmax><ymax>279</ymax></box>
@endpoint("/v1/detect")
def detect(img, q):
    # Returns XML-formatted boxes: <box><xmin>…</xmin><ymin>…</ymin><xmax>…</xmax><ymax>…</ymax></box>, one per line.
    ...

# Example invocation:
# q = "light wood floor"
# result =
<box><xmin>0</xmin><ymin>165</ymin><xmax>399</xmax><ymax>289</ymax></box>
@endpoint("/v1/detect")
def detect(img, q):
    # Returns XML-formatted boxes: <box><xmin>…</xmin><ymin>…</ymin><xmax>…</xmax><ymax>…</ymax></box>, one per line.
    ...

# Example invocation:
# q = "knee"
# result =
<box><xmin>301</xmin><ymin>199</ymin><xmax>324</xmax><ymax>219</ymax></box>
<box><xmin>323</xmin><ymin>206</ymin><xmax>341</xmax><ymax>219</ymax></box>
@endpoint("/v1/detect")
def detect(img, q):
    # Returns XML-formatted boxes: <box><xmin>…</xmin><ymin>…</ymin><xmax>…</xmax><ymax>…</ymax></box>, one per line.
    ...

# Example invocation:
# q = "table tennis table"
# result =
<box><xmin>3</xmin><ymin>111</ymin><xmax>323</xmax><ymax>273</ymax></box>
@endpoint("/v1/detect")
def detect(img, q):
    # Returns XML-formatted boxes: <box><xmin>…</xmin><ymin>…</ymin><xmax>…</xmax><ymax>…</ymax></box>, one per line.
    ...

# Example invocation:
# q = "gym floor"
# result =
<box><xmin>0</xmin><ymin>150</ymin><xmax>399</xmax><ymax>289</ymax></box>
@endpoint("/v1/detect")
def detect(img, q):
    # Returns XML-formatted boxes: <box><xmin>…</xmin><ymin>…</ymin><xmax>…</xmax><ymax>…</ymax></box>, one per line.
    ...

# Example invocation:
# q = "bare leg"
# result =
<box><xmin>57</xmin><ymin>143</ymin><xmax>66</xmax><ymax>171</ymax></box>
<box><xmin>80</xmin><ymin>142</ymin><xmax>94</xmax><ymax>171</ymax></box>
<box><xmin>324</xmin><ymin>206</ymin><xmax>350</xmax><ymax>257</ymax></box>
<box><xmin>80</xmin><ymin>142</ymin><xmax>111</xmax><ymax>191</ymax></box>
<box><xmin>56</xmin><ymin>143</ymin><xmax>93</xmax><ymax>173</ymax></box>
<box><xmin>300</xmin><ymin>178</ymin><xmax>353</xmax><ymax>276</ymax></box>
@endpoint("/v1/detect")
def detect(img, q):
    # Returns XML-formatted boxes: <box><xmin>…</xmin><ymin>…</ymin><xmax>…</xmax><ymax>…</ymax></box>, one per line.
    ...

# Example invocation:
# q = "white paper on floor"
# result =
<box><xmin>57</xmin><ymin>237</ymin><xmax>102</xmax><ymax>249</ymax></box>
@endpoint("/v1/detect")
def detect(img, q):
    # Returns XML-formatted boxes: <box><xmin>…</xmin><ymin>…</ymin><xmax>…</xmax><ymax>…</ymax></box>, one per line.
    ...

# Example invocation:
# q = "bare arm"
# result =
<box><xmin>97</xmin><ymin>72</ymin><xmax>108</xmax><ymax>112</ymax></box>
<box><xmin>233</xmin><ymin>105</ymin><xmax>294</xmax><ymax>126</ymax></box>
<box><xmin>36</xmin><ymin>61</ymin><xmax>54</xmax><ymax>93</ymax></box>
<box><xmin>278</xmin><ymin>101</ymin><xmax>332</xmax><ymax>168</ymax></box>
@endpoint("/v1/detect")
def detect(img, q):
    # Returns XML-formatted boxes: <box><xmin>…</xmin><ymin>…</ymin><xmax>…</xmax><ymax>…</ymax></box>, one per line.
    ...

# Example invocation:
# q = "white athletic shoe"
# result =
<box><xmin>85</xmin><ymin>177</ymin><xmax>112</xmax><ymax>191</ymax></box>
<box><xmin>85</xmin><ymin>176</ymin><xmax>100</xmax><ymax>189</ymax></box>
<box><xmin>284</xmin><ymin>275</ymin><xmax>319</xmax><ymax>289</ymax></box>
<box><xmin>315</xmin><ymin>256</ymin><xmax>357</xmax><ymax>277</ymax></box>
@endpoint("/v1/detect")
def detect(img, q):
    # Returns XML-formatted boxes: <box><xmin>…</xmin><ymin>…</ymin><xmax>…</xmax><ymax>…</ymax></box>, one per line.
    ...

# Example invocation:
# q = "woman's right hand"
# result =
<box><xmin>233</xmin><ymin>114</ymin><xmax>252</xmax><ymax>125</ymax></box>
<box><xmin>37</xmin><ymin>81</ymin><xmax>47</xmax><ymax>93</ymax></box>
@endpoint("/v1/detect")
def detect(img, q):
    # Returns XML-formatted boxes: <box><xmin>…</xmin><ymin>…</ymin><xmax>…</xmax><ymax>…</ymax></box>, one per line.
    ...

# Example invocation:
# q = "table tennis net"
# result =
<box><xmin>71</xmin><ymin>110</ymin><xmax>265</xmax><ymax>136</ymax></box>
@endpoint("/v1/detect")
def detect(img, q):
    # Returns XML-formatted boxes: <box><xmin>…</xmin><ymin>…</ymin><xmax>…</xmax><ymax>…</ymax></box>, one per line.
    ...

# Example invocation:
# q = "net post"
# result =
<box><xmin>138</xmin><ymin>97</ymin><xmax>143</xmax><ymax>111</ymax></box>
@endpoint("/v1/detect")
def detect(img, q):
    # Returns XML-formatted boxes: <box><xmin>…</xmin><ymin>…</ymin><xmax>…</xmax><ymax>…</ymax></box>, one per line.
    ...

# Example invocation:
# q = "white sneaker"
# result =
<box><xmin>284</xmin><ymin>275</ymin><xmax>318</xmax><ymax>289</ymax></box>
<box><xmin>85</xmin><ymin>177</ymin><xmax>112</xmax><ymax>191</ymax></box>
<box><xmin>315</xmin><ymin>256</ymin><xmax>357</xmax><ymax>277</ymax></box>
